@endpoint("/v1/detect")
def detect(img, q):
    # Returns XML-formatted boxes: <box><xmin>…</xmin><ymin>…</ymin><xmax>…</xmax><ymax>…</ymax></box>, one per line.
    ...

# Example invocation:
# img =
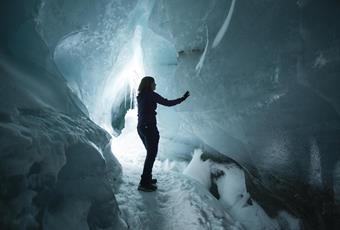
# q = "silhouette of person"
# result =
<box><xmin>136</xmin><ymin>76</ymin><xmax>190</xmax><ymax>192</ymax></box>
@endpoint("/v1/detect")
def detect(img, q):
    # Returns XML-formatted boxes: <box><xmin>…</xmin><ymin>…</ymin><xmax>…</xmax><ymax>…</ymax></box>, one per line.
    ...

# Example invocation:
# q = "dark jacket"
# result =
<box><xmin>137</xmin><ymin>91</ymin><xmax>184</xmax><ymax>126</ymax></box>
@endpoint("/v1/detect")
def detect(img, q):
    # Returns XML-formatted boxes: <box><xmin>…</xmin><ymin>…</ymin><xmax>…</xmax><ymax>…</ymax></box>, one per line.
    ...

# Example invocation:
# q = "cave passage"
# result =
<box><xmin>1</xmin><ymin>0</ymin><xmax>340</xmax><ymax>229</ymax></box>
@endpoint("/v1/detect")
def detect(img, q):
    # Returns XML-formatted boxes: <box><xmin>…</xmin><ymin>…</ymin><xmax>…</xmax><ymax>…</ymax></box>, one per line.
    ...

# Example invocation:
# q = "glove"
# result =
<box><xmin>182</xmin><ymin>91</ymin><xmax>190</xmax><ymax>100</ymax></box>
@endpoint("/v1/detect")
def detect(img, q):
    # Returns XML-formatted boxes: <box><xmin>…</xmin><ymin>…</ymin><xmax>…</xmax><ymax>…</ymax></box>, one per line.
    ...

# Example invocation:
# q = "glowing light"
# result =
<box><xmin>93</xmin><ymin>26</ymin><xmax>145</xmax><ymax>134</ymax></box>
<box><xmin>110</xmin><ymin>109</ymin><xmax>146</xmax><ymax>169</ymax></box>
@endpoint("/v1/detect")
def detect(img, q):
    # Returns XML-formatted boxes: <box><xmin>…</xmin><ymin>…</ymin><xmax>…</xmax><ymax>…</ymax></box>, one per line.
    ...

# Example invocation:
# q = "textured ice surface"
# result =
<box><xmin>0</xmin><ymin>53</ymin><xmax>125</xmax><ymax>229</ymax></box>
<box><xmin>39</xmin><ymin>0</ymin><xmax>139</xmax><ymax>128</ymax></box>
<box><xmin>146</xmin><ymin>1</ymin><xmax>340</xmax><ymax>228</ymax></box>
<box><xmin>212</xmin><ymin>0</ymin><xmax>236</xmax><ymax>48</ymax></box>
<box><xmin>183</xmin><ymin>150</ymin><xmax>301</xmax><ymax>230</ymax></box>
<box><xmin>2</xmin><ymin>0</ymin><xmax>340</xmax><ymax>229</ymax></box>
<box><xmin>183</xmin><ymin>149</ymin><xmax>212</xmax><ymax>189</ymax></box>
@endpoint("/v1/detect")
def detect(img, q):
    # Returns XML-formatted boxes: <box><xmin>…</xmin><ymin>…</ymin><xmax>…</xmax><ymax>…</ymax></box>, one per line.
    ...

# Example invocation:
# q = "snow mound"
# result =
<box><xmin>184</xmin><ymin>150</ymin><xmax>301</xmax><ymax>230</ymax></box>
<box><xmin>0</xmin><ymin>108</ymin><xmax>125</xmax><ymax>229</ymax></box>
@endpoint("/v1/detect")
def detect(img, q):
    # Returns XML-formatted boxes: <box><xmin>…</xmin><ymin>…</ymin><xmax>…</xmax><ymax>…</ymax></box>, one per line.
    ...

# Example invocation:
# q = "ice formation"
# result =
<box><xmin>184</xmin><ymin>150</ymin><xmax>300</xmax><ymax>230</ymax></box>
<box><xmin>1</xmin><ymin>0</ymin><xmax>340</xmax><ymax>229</ymax></box>
<box><xmin>212</xmin><ymin>0</ymin><xmax>236</xmax><ymax>49</ymax></box>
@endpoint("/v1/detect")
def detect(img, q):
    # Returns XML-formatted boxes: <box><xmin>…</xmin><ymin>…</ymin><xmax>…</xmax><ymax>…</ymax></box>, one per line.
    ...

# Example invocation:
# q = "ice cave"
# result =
<box><xmin>1</xmin><ymin>0</ymin><xmax>340</xmax><ymax>229</ymax></box>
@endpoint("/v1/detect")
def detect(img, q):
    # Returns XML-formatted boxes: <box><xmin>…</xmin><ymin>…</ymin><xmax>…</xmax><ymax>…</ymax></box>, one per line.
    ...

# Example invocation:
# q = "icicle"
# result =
<box><xmin>130</xmin><ymin>84</ymin><xmax>134</xmax><ymax>109</ymax></box>
<box><xmin>212</xmin><ymin>0</ymin><xmax>236</xmax><ymax>48</ymax></box>
<box><xmin>195</xmin><ymin>25</ymin><xmax>209</xmax><ymax>74</ymax></box>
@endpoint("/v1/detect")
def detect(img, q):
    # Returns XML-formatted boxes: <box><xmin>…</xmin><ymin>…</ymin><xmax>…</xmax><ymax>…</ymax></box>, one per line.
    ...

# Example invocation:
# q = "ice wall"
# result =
<box><xmin>147</xmin><ymin>0</ymin><xmax>340</xmax><ymax>228</ymax></box>
<box><xmin>0</xmin><ymin>1</ymin><xmax>127</xmax><ymax>229</ymax></box>
<box><xmin>38</xmin><ymin>0</ymin><xmax>139</xmax><ymax>129</ymax></box>
<box><xmin>2</xmin><ymin>0</ymin><xmax>340</xmax><ymax>229</ymax></box>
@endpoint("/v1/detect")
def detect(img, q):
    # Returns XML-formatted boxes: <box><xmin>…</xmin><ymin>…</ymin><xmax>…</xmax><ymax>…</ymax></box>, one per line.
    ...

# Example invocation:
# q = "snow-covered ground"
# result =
<box><xmin>111</xmin><ymin>110</ymin><xmax>242</xmax><ymax>230</ymax></box>
<box><xmin>110</xmin><ymin>110</ymin><xmax>300</xmax><ymax>230</ymax></box>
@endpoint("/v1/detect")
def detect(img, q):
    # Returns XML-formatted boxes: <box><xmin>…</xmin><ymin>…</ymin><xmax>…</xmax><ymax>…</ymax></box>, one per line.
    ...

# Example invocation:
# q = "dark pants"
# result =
<box><xmin>137</xmin><ymin>124</ymin><xmax>160</xmax><ymax>185</ymax></box>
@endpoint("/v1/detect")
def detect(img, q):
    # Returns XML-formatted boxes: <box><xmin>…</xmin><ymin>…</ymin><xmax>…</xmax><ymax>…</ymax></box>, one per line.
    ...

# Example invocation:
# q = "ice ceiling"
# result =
<box><xmin>1</xmin><ymin>0</ymin><xmax>340</xmax><ymax>229</ymax></box>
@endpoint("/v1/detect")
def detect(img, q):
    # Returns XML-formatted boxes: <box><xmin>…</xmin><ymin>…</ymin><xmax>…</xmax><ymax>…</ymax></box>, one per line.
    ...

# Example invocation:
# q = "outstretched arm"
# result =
<box><xmin>154</xmin><ymin>91</ymin><xmax>190</xmax><ymax>106</ymax></box>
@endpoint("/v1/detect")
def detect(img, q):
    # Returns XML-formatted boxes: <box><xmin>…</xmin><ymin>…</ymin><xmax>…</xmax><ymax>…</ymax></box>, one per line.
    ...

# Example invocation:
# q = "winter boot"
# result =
<box><xmin>138</xmin><ymin>183</ymin><xmax>157</xmax><ymax>192</ymax></box>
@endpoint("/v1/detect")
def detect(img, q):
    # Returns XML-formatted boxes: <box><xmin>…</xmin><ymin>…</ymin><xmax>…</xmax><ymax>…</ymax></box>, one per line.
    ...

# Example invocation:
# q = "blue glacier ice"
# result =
<box><xmin>1</xmin><ymin>0</ymin><xmax>340</xmax><ymax>229</ymax></box>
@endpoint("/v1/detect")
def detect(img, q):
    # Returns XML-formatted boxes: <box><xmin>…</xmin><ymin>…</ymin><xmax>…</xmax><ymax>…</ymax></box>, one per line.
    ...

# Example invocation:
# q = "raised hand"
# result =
<box><xmin>183</xmin><ymin>91</ymin><xmax>190</xmax><ymax>100</ymax></box>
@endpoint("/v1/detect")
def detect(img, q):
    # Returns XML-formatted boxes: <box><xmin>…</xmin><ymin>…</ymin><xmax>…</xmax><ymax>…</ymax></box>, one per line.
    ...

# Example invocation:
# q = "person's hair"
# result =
<box><xmin>138</xmin><ymin>76</ymin><xmax>155</xmax><ymax>92</ymax></box>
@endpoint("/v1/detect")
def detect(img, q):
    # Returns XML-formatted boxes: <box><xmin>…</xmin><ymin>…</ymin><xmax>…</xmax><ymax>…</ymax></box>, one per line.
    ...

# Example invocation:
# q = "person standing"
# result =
<box><xmin>136</xmin><ymin>76</ymin><xmax>190</xmax><ymax>192</ymax></box>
